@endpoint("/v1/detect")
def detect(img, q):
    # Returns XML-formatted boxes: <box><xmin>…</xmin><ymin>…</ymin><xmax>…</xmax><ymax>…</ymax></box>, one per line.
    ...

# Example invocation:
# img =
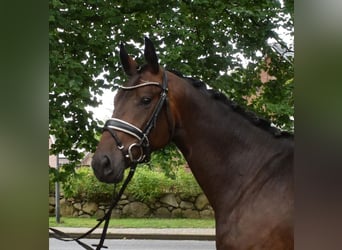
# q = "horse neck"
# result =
<box><xmin>169</xmin><ymin>76</ymin><xmax>293</xmax><ymax>210</ymax></box>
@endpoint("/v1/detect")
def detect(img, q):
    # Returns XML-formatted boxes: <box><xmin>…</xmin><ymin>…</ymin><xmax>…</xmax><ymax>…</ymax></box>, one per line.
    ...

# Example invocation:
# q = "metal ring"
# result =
<box><xmin>128</xmin><ymin>143</ymin><xmax>145</xmax><ymax>163</ymax></box>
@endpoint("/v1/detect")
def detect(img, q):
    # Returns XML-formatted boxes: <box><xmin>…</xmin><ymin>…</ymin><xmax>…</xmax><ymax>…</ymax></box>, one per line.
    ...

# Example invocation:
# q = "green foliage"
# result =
<box><xmin>173</xmin><ymin>168</ymin><xmax>203</xmax><ymax>197</ymax></box>
<box><xmin>56</xmin><ymin>166</ymin><xmax>203</xmax><ymax>203</ymax></box>
<box><xmin>125</xmin><ymin>167</ymin><xmax>172</xmax><ymax>203</ymax></box>
<box><xmin>49</xmin><ymin>0</ymin><xmax>294</xmax><ymax>177</ymax></box>
<box><xmin>49</xmin><ymin>162</ymin><xmax>77</xmax><ymax>183</ymax></box>
<box><xmin>61</xmin><ymin>167</ymin><xmax>114</xmax><ymax>202</ymax></box>
<box><xmin>126</xmin><ymin>166</ymin><xmax>203</xmax><ymax>203</ymax></box>
<box><xmin>144</xmin><ymin>143</ymin><xmax>186</xmax><ymax>179</ymax></box>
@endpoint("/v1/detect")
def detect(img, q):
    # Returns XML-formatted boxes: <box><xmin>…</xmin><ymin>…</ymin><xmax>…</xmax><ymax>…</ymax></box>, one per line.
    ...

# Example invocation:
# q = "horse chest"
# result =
<box><xmin>215</xmin><ymin>205</ymin><xmax>293</xmax><ymax>250</ymax></box>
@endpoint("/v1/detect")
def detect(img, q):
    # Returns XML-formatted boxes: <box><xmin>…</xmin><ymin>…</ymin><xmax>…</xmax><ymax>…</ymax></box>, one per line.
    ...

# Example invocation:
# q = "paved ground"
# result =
<box><xmin>49</xmin><ymin>227</ymin><xmax>216</xmax><ymax>241</ymax></box>
<box><xmin>49</xmin><ymin>238</ymin><xmax>216</xmax><ymax>250</ymax></box>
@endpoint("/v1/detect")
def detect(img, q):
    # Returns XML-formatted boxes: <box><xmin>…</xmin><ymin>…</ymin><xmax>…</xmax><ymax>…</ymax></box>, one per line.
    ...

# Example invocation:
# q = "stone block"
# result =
<box><xmin>180</xmin><ymin>201</ymin><xmax>193</xmax><ymax>209</ymax></box>
<box><xmin>199</xmin><ymin>209</ymin><xmax>214</xmax><ymax>219</ymax></box>
<box><xmin>118</xmin><ymin>199</ymin><xmax>129</xmax><ymax>205</ymax></box>
<box><xmin>171</xmin><ymin>208</ymin><xmax>183</xmax><ymax>218</ymax></box>
<box><xmin>195</xmin><ymin>194</ymin><xmax>209</xmax><ymax>210</ymax></box>
<box><xmin>82</xmin><ymin>202</ymin><xmax>98</xmax><ymax>215</ymax></box>
<box><xmin>60</xmin><ymin>199</ymin><xmax>74</xmax><ymax>217</ymax></box>
<box><xmin>73</xmin><ymin>202</ymin><xmax>82</xmax><ymax>210</ymax></box>
<box><xmin>182</xmin><ymin>209</ymin><xmax>200</xmax><ymax>219</ymax></box>
<box><xmin>122</xmin><ymin>202</ymin><xmax>150</xmax><ymax>218</ymax></box>
<box><xmin>155</xmin><ymin>207</ymin><xmax>171</xmax><ymax>218</ymax></box>
<box><xmin>49</xmin><ymin>205</ymin><xmax>55</xmax><ymax>214</ymax></box>
<box><xmin>49</xmin><ymin>197</ymin><xmax>55</xmax><ymax>205</ymax></box>
<box><xmin>160</xmin><ymin>194</ymin><xmax>178</xmax><ymax>207</ymax></box>
<box><xmin>95</xmin><ymin>209</ymin><xmax>105</xmax><ymax>219</ymax></box>
<box><xmin>110</xmin><ymin>209</ymin><xmax>122</xmax><ymax>219</ymax></box>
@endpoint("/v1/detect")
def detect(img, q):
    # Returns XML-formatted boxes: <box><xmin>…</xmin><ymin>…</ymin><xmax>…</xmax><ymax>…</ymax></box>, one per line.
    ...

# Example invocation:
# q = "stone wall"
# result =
<box><xmin>49</xmin><ymin>193</ymin><xmax>214</xmax><ymax>219</ymax></box>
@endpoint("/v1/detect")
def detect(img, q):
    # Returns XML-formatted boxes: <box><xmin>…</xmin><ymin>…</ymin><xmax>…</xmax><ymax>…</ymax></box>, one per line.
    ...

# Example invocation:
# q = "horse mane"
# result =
<box><xmin>169</xmin><ymin>69</ymin><xmax>293</xmax><ymax>138</ymax></box>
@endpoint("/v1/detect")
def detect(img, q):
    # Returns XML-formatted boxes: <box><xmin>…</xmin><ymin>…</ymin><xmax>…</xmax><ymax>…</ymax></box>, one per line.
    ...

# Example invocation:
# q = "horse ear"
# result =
<box><xmin>119</xmin><ymin>42</ymin><xmax>138</xmax><ymax>76</ymax></box>
<box><xmin>144</xmin><ymin>37</ymin><xmax>159</xmax><ymax>74</ymax></box>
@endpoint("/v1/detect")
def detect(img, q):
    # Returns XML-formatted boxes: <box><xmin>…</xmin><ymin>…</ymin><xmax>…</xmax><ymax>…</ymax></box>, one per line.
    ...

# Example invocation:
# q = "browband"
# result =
<box><xmin>118</xmin><ymin>81</ymin><xmax>161</xmax><ymax>90</ymax></box>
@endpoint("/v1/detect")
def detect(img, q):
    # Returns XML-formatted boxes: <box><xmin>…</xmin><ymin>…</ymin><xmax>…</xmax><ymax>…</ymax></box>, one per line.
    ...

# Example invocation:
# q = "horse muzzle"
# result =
<box><xmin>91</xmin><ymin>151</ymin><xmax>125</xmax><ymax>183</ymax></box>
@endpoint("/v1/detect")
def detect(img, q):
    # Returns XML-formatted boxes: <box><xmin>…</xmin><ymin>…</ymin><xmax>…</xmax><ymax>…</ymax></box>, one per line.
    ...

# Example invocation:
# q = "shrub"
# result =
<box><xmin>52</xmin><ymin>166</ymin><xmax>203</xmax><ymax>203</ymax></box>
<box><xmin>172</xmin><ymin>168</ymin><xmax>203</xmax><ymax>197</ymax></box>
<box><xmin>125</xmin><ymin>167</ymin><xmax>172</xmax><ymax>203</ymax></box>
<box><xmin>62</xmin><ymin>167</ymin><xmax>114</xmax><ymax>202</ymax></box>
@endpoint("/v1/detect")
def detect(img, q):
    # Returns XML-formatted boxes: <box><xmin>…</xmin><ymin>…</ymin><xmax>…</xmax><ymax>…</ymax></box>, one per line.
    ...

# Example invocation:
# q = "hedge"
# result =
<box><xmin>49</xmin><ymin>166</ymin><xmax>203</xmax><ymax>203</ymax></box>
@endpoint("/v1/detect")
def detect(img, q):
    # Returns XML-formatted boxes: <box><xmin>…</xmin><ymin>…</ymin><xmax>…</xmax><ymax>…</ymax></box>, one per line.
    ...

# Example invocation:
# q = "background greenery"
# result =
<box><xmin>49</xmin><ymin>0</ymin><xmax>294</xmax><ymax>181</ymax></box>
<box><xmin>50</xmin><ymin>165</ymin><xmax>203</xmax><ymax>203</ymax></box>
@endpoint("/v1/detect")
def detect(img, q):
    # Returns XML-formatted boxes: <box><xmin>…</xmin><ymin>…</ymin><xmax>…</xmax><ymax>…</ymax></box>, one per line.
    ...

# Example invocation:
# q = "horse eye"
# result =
<box><xmin>141</xmin><ymin>97</ymin><xmax>152</xmax><ymax>105</ymax></box>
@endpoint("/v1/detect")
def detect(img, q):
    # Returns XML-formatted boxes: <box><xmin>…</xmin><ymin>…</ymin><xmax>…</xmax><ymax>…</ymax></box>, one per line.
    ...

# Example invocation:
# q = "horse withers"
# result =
<box><xmin>92</xmin><ymin>37</ymin><xmax>294</xmax><ymax>250</ymax></box>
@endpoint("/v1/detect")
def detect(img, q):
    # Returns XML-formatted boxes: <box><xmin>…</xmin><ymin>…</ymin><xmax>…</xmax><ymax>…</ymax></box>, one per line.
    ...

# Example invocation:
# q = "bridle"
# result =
<box><xmin>49</xmin><ymin>70</ymin><xmax>174</xmax><ymax>250</ymax></box>
<box><xmin>103</xmin><ymin>70</ymin><xmax>173</xmax><ymax>164</ymax></box>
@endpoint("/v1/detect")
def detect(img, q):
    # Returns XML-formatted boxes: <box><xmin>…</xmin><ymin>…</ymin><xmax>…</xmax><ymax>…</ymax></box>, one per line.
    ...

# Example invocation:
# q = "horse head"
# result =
<box><xmin>91</xmin><ymin>37</ymin><xmax>175</xmax><ymax>183</ymax></box>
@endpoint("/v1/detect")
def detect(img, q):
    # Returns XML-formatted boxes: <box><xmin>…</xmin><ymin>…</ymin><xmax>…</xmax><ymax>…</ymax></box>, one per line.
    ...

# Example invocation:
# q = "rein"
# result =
<box><xmin>49</xmin><ymin>164</ymin><xmax>137</xmax><ymax>250</ymax></box>
<box><xmin>49</xmin><ymin>70</ymin><xmax>172</xmax><ymax>249</ymax></box>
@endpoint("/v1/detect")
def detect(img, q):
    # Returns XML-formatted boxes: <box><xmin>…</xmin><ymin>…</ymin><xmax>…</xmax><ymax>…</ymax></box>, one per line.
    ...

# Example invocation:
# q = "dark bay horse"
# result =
<box><xmin>92</xmin><ymin>37</ymin><xmax>294</xmax><ymax>250</ymax></box>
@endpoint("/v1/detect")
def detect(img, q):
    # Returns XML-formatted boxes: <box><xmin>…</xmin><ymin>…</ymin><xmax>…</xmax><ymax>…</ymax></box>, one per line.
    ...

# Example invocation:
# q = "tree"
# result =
<box><xmin>49</xmin><ymin>0</ymin><xmax>294</xmax><ymax>179</ymax></box>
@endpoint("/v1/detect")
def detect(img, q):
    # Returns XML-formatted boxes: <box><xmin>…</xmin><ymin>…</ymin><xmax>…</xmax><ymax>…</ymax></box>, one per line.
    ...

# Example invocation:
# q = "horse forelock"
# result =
<box><xmin>122</xmin><ymin>64</ymin><xmax>164</xmax><ymax>88</ymax></box>
<box><xmin>168</xmin><ymin>69</ymin><xmax>293</xmax><ymax>138</ymax></box>
<box><xmin>136</xmin><ymin>64</ymin><xmax>149</xmax><ymax>74</ymax></box>
<box><xmin>124</xmin><ymin>74</ymin><xmax>140</xmax><ymax>87</ymax></box>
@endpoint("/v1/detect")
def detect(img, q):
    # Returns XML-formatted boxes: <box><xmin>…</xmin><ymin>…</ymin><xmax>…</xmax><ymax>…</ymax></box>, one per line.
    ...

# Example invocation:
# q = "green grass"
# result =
<box><xmin>49</xmin><ymin>217</ymin><xmax>215</xmax><ymax>228</ymax></box>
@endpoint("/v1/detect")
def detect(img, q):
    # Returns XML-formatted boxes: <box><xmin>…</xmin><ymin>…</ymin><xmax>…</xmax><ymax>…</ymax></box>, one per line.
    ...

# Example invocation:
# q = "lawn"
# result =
<box><xmin>49</xmin><ymin>217</ymin><xmax>215</xmax><ymax>228</ymax></box>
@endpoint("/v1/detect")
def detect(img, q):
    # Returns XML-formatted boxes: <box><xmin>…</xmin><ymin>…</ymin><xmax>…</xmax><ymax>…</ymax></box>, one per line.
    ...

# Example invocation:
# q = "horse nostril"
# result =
<box><xmin>100</xmin><ymin>155</ymin><xmax>110</xmax><ymax>167</ymax></box>
<box><xmin>101</xmin><ymin>155</ymin><xmax>113</xmax><ymax>176</ymax></box>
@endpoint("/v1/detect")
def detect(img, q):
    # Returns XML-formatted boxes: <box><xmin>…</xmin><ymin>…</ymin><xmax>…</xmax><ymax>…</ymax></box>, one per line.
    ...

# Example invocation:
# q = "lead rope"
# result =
<box><xmin>49</xmin><ymin>164</ymin><xmax>137</xmax><ymax>249</ymax></box>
